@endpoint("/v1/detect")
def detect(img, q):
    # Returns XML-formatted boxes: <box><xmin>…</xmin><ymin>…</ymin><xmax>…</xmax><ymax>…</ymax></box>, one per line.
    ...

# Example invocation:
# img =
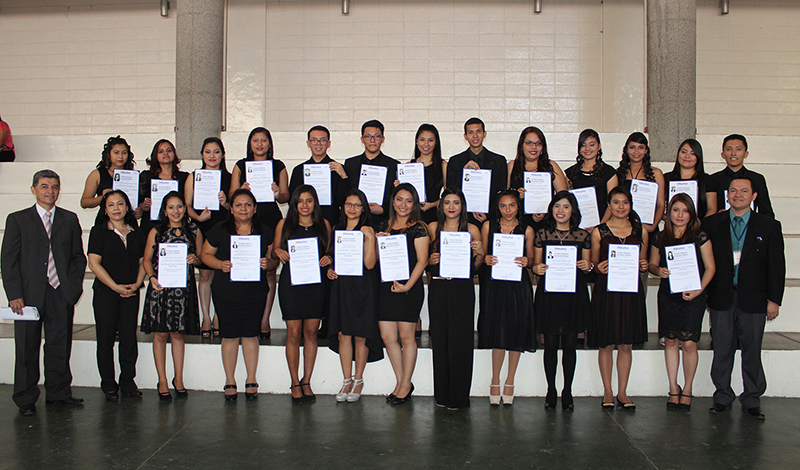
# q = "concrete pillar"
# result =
<box><xmin>175</xmin><ymin>0</ymin><xmax>225</xmax><ymax>159</ymax></box>
<box><xmin>646</xmin><ymin>0</ymin><xmax>696</xmax><ymax>161</ymax></box>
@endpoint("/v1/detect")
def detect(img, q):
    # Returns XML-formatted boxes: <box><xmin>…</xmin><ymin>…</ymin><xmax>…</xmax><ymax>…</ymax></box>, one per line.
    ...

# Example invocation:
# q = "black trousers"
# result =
<box><xmin>428</xmin><ymin>278</ymin><xmax>475</xmax><ymax>408</ymax></box>
<box><xmin>93</xmin><ymin>288</ymin><xmax>140</xmax><ymax>393</ymax></box>
<box><xmin>13</xmin><ymin>285</ymin><xmax>74</xmax><ymax>407</ymax></box>
<box><xmin>709</xmin><ymin>292</ymin><xmax>767</xmax><ymax>409</ymax></box>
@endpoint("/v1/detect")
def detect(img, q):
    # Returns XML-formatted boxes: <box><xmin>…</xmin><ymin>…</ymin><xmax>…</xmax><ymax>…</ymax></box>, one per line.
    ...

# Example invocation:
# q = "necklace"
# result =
<box><xmin>631</xmin><ymin>165</ymin><xmax>643</xmax><ymax>181</ymax></box>
<box><xmin>554</xmin><ymin>228</ymin><xmax>569</xmax><ymax>245</ymax></box>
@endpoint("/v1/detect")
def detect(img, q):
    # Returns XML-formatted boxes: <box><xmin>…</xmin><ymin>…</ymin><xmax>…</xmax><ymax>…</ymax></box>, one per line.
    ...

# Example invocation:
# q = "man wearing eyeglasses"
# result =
<box><xmin>343</xmin><ymin>120</ymin><xmax>399</xmax><ymax>229</ymax></box>
<box><xmin>446</xmin><ymin>117</ymin><xmax>508</xmax><ymax>224</ymax></box>
<box><xmin>289</xmin><ymin>125</ymin><xmax>349</xmax><ymax>226</ymax></box>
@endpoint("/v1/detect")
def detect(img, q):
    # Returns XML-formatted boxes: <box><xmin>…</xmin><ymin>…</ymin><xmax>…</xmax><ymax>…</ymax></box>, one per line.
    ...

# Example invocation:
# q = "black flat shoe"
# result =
<box><xmin>616</xmin><ymin>396</ymin><xmax>636</xmax><ymax>410</ymax></box>
<box><xmin>18</xmin><ymin>405</ymin><xmax>36</xmax><ymax>416</ymax></box>
<box><xmin>126</xmin><ymin>389</ymin><xmax>143</xmax><ymax>398</ymax></box>
<box><xmin>602</xmin><ymin>399</ymin><xmax>615</xmax><ymax>409</ymax></box>
<box><xmin>291</xmin><ymin>384</ymin><xmax>306</xmax><ymax>404</ymax></box>
<box><xmin>743</xmin><ymin>406</ymin><xmax>765</xmax><ymax>420</ymax></box>
<box><xmin>158</xmin><ymin>383</ymin><xmax>172</xmax><ymax>402</ymax></box>
<box><xmin>172</xmin><ymin>379</ymin><xmax>188</xmax><ymax>398</ymax></box>
<box><xmin>709</xmin><ymin>403</ymin><xmax>731</xmax><ymax>414</ymax></box>
<box><xmin>46</xmin><ymin>397</ymin><xmax>84</xmax><ymax>406</ymax></box>
<box><xmin>104</xmin><ymin>390</ymin><xmax>119</xmax><ymax>402</ymax></box>
<box><xmin>224</xmin><ymin>384</ymin><xmax>237</xmax><ymax>401</ymax></box>
<box><xmin>245</xmin><ymin>383</ymin><xmax>259</xmax><ymax>400</ymax></box>
<box><xmin>544</xmin><ymin>390</ymin><xmax>557</xmax><ymax>410</ymax></box>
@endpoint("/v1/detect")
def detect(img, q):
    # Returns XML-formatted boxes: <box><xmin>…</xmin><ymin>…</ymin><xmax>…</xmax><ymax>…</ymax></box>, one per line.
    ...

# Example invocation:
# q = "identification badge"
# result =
<box><xmin>733</xmin><ymin>250</ymin><xmax>741</xmax><ymax>266</ymax></box>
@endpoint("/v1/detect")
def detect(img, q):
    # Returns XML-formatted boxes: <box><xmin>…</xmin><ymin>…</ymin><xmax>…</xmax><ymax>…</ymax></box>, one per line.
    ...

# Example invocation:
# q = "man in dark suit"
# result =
<box><xmin>445</xmin><ymin>117</ymin><xmax>508</xmax><ymax>225</ymax></box>
<box><xmin>2</xmin><ymin>169</ymin><xmax>87</xmax><ymax>415</ymax></box>
<box><xmin>703</xmin><ymin>175</ymin><xmax>784</xmax><ymax>420</ymax></box>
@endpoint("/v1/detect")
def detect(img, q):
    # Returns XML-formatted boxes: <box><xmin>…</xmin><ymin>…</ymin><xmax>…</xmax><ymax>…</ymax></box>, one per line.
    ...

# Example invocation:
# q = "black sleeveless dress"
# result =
<box><xmin>234</xmin><ymin>158</ymin><xmax>286</xmax><ymax>230</ymax></box>
<box><xmin>376</xmin><ymin>221</ymin><xmax>428</xmax><ymax>322</ymax></box>
<box><xmin>477</xmin><ymin>219</ymin><xmax>536</xmax><ymax>352</ymax></box>
<box><xmin>277</xmin><ymin>223</ymin><xmax>329</xmax><ymax>321</ymax></box>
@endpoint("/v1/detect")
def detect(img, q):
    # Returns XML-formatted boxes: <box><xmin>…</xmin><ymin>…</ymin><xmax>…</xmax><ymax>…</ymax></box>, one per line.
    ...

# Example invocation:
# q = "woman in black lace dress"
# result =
<box><xmin>589</xmin><ymin>186</ymin><xmax>649</xmax><ymax>409</ymax></box>
<box><xmin>142</xmin><ymin>191</ymin><xmax>203</xmax><ymax>400</ymax></box>
<box><xmin>649</xmin><ymin>193</ymin><xmax>716</xmax><ymax>411</ymax></box>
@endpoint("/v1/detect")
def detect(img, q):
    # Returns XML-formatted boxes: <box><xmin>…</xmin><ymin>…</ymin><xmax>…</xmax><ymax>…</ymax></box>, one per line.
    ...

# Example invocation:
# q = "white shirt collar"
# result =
<box><xmin>35</xmin><ymin>203</ymin><xmax>56</xmax><ymax>222</ymax></box>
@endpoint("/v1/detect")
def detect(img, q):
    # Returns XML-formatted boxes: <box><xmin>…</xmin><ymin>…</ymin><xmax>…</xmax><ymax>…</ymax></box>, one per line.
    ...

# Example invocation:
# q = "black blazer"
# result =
<box><xmin>702</xmin><ymin>210</ymin><xmax>784</xmax><ymax>313</ymax></box>
<box><xmin>446</xmin><ymin>148</ymin><xmax>508</xmax><ymax>218</ymax></box>
<box><xmin>2</xmin><ymin>205</ymin><xmax>87</xmax><ymax>308</ymax></box>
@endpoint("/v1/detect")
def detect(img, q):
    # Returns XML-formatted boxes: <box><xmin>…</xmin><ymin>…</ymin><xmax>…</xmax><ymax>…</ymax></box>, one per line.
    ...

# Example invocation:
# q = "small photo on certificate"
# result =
<box><xmin>378</xmin><ymin>234</ymin><xmax>410</xmax><ymax>282</ymax></box>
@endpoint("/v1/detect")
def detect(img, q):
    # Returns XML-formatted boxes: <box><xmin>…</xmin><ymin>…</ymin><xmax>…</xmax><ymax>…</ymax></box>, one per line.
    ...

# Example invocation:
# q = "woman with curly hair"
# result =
<box><xmin>81</xmin><ymin>136</ymin><xmax>138</xmax><ymax>221</ymax></box>
<box><xmin>564</xmin><ymin>129</ymin><xmax>618</xmax><ymax>228</ymax></box>
<box><xmin>616</xmin><ymin>132</ymin><xmax>665</xmax><ymax>237</ymax></box>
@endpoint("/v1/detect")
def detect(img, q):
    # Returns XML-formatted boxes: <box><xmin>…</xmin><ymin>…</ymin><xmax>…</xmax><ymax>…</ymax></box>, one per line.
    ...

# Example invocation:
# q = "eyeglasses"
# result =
<box><xmin>524</xmin><ymin>141</ymin><xmax>543</xmax><ymax>147</ymax></box>
<box><xmin>309</xmin><ymin>138</ymin><xmax>328</xmax><ymax>144</ymax></box>
<box><xmin>362</xmin><ymin>134</ymin><xmax>383</xmax><ymax>141</ymax></box>
<box><xmin>344</xmin><ymin>202</ymin><xmax>363</xmax><ymax>208</ymax></box>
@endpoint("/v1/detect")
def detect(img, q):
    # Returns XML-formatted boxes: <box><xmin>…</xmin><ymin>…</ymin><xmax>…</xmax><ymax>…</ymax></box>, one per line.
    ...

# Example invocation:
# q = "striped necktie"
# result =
<box><xmin>45</xmin><ymin>211</ymin><xmax>61</xmax><ymax>289</ymax></box>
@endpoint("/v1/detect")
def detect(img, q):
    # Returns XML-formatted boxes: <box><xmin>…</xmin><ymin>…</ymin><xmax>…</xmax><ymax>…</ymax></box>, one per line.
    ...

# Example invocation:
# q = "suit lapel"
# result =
<box><xmin>50</xmin><ymin>206</ymin><xmax>65</xmax><ymax>238</ymax></box>
<box><xmin>718</xmin><ymin>213</ymin><xmax>734</xmax><ymax>267</ymax></box>
<box><xmin>27</xmin><ymin>205</ymin><xmax>49</xmax><ymax>240</ymax></box>
<box><xmin>740</xmin><ymin>214</ymin><xmax>759</xmax><ymax>262</ymax></box>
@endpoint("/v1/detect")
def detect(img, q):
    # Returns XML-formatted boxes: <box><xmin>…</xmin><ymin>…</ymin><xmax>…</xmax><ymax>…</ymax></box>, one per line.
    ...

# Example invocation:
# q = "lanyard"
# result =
<box><xmin>730</xmin><ymin>217</ymin><xmax>749</xmax><ymax>244</ymax></box>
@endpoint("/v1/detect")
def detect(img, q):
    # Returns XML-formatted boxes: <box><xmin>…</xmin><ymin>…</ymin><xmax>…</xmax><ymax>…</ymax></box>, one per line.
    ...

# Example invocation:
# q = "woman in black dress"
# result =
<box><xmin>273</xmin><ymin>185</ymin><xmax>331</xmax><ymax>403</ymax></box>
<box><xmin>663</xmin><ymin>139</ymin><xmax>710</xmax><ymax>220</ymax></box>
<box><xmin>81</xmin><ymin>136</ymin><xmax>138</xmax><ymax>221</ymax></box>
<box><xmin>378</xmin><ymin>183</ymin><xmax>430</xmax><ymax>404</ymax></box>
<box><xmin>427</xmin><ymin>187</ymin><xmax>484</xmax><ymax>409</ymax></box>
<box><xmin>87</xmin><ymin>190</ymin><xmax>146</xmax><ymax>401</ymax></box>
<box><xmin>138</xmin><ymin>139</ymin><xmax>190</xmax><ymax>237</ymax></box>
<box><xmin>508</xmin><ymin>127</ymin><xmax>568</xmax><ymax>231</ymax></box>
<box><xmin>141</xmin><ymin>191</ymin><xmax>203</xmax><ymax>400</ymax></box>
<box><xmin>478</xmin><ymin>189</ymin><xmax>536</xmax><ymax>406</ymax></box>
<box><xmin>616</xmin><ymin>132</ymin><xmax>665</xmax><ymax>241</ymax></box>
<box><xmin>229</xmin><ymin>127</ymin><xmax>289</xmax><ymax>339</ymax></box>
<box><xmin>409</xmin><ymin>123</ymin><xmax>447</xmax><ymax>224</ymax></box>
<box><xmin>185</xmin><ymin>137</ymin><xmax>232</xmax><ymax>337</ymax></box>
<box><xmin>327</xmin><ymin>189</ymin><xmax>382</xmax><ymax>403</ymax></box>
<box><xmin>201</xmin><ymin>189</ymin><xmax>277</xmax><ymax>401</ymax></box>
<box><xmin>589</xmin><ymin>186</ymin><xmax>649</xmax><ymax>409</ymax></box>
<box><xmin>532</xmin><ymin>191</ymin><xmax>592</xmax><ymax>410</ymax></box>
<box><xmin>565</xmin><ymin>129</ymin><xmax>618</xmax><ymax>228</ymax></box>
<box><xmin>649</xmin><ymin>193</ymin><xmax>716</xmax><ymax>411</ymax></box>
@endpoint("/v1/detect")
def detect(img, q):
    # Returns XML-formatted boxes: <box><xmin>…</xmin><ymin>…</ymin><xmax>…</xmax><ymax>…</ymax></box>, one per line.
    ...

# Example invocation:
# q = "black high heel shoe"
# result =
<box><xmin>290</xmin><ymin>384</ymin><xmax>305</xmax><ymax>404</ymax></box>
<box><xmin>300</xmin><ymin>378</ymin><xmax>316</xmax><ymax>402</ymax></box>
<box><xmin>544</xmin><ymin>390</ymin><xmax>557</xmax><ymax>410</ymax></box>
<box><xmin>391</xmin><ymin>383</ymin><xmax>414</xmax><ymax>405</ymax></box>
<box><xmin>561</xmin><ymin>390</ymin><xmax>574</xmax><ymax>411</ymax></box>
<box><xmin>157</xmin><ymin>382</ymin><xmax>172</xmax><ymax>402</ymax></box>
<box><xmin>172</xmin><ymin>378</ymin><xmax>188</xmax><ymax>398</ymax></box>
<box><xmin>667</xmin><ymin>386</ymin><xmax>682</xmax><ymax>411</ymax></box>
<box><xmin>245</xmin><ymin>383</ymin><xmax>259</xmax><ymax>400</ymax></box>
<box><xmin>224</xmin><ymin>384</ymin><xmax>237</xmax><ymax>401</ymax></box>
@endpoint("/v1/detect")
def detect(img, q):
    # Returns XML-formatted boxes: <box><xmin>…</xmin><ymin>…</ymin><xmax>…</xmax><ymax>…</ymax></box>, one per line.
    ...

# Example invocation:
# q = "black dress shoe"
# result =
<box><xmin>18</xmin><ymin>404</ymin><xmax>36</xmax><ymax>416</ymax></box>
<box><xmin>126</xmin><ymin>389</ymin><xmax>143</xmax><ymax>398</ymax></box>
<box><xmin>709</xmin><ymin>403</ymin><xmax>732</xmax><ymax>413</ymax></box>
<box><xmin>743</xmin><ymin>406</ymin><xmax>765</xmax><ymax>420</ymax></box>
<box><xmin>104</xmin><ymin>390</ymin><xmax>119</xmax><ymax>402</ymax></box>
<box><xmin>46</xmin><ymin>397</ymin><xmax>84</xmax><ymax>406</ymax></box>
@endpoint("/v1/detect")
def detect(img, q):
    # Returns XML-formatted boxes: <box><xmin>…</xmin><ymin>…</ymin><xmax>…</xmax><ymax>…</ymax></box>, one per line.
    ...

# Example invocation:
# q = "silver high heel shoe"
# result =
<box><xmin>347</xmin><ymin>378</ymin><xmax>364</xmax><ymax>402</ymax></box>
<box><xmin>336</xmin><ymin>378</ymin><xmax>353</xmax><ymax>403</ymax></box>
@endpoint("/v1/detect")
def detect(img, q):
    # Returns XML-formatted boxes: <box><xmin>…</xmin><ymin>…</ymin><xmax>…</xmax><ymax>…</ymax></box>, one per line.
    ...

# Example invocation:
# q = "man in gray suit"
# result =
<box><xmin>2</xmin><ymin>169</ymin><xmax>87</xmax><ymax>415</ymax></box>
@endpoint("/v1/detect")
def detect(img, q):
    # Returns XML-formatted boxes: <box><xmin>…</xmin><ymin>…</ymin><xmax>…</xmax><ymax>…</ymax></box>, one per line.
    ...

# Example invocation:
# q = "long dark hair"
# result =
<box><xmin>146</xmin><ymin>139</ymin><xmax>181</xmax><ymax>178</ymax></box>
<box><xmin>412</xmin><ymin>123</ymin><xmax>443</xmax><ymax>187</ymax></box>
<box><xmin>156</xmin><ymin>191</ymin><xmax>196</xmax><ymax>248</ymax></box>
<box><xmin>95</xmin><ymin>190</ymin><xmax>139</xmax><ymax>229</ymax></box>
<box><xmin>617</xmin><ymin>132</ymin><xmax>655</xmax><ymax>183</ymax></box>
<box><xmin>606</xmin><ymin>186</ymin><xmax>643</xmax><ymax>238</ymax></box>
<box><xmin>669</xmin><ymin>138</ymin><xmax>706</xmax><ymax>195</ymax></box>
<box><xmin>281</xmin><ymin>185</ymin><xmax>329</xmax><ymax>250</ymax></box>
<box><xmin>432</xmin><ymin>187</ymin><xmax>469</xmax><ymax>250</ymax></box>
<box><xmin>659</xmin><ymin>193</ymin><xmax>700</xmax><ymax>247</ymax></box>
<box><xmin>200</xmin><ymin>137</ymin><xmax>230</xmax><ymax>175</ymax></box>
<box><xmin>335</xmin><ymin>188</ymin><xmax>370</xmax><ymax>231</ymax></box>
<box><xmin>97</xmin><ymin>135</ymin><xmax>135</xmax><ymax>170</ymax></box>
<box><xmin>245</xmin><ymin>127</ymin><xmax>274</xmax><ymax>161</ymax></box>
<box><xmin>510</xmin><ymin>127</ymin><xmax>554</xmax><ymax>188</ymax></box>
<box><xmin>224</xmin><ymin>189</ymin><xmax>263</xmax><ymax>235</ymax></box>
<box><xmin>543</xmin><ymin>190</ymin><xmax>582</xmax><ymax>231</ymax></box>
<box><xmin>493</xmin><ymin>188</ymin><xmax>522</xmax><ymax>221</ymax></box>
<box><xmin>387</xmin><ymin>183</ymin><xmax>424</xmax><ymax>231</ymax></box>
<box><xmin>567</xmin><ymin>128</ymin><xmax>605</xmax><ymax>183</ymax></box>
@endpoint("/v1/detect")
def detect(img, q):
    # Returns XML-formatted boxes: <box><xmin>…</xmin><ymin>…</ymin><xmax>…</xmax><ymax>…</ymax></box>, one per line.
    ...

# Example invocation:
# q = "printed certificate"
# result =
<box><xmin>157</xmin><ymin>243</ymin><xmax>188</xmax><ymax>288</ymax></box>
<box><xmin>668</xmin><ymin>180</ymin><xmax>698</xmax><ymax>211</ymax></box>
<box><xmin>150</xmin><ymin>179</ymin><xmax>179</xmax><ymax>221</ymax></box>
<box><xmin>287</xmin><ymin>237</ymin><xmax>321</xmax><ymax>286</ymax></box>
<box><xmin>303</xmin><ymin>164</ymin><xmax>332</xmax><ymax>206</ymax></box>
<box><xmin>230</xmin><ymin>235</ymin><xmax>261</xmax><ymax>282</ymax></box>
<box><xmin>630</xmin><ymin>180</ymin><xmax>659</xmax><ymax>225</ymax></box>
<box><xmin>378</xmin><ymin>234</ymin><xmax>410</xmax><ymax>282</ymax></box>
<box><xmin>462</xmin><ymin>169</ymin><xmax>492</xmax><ymax>214</ymax></box>
<box><xmin>607</xmin><ymin>244</ymin><xmax>640</xmax><ymax>293</ymax></box>
<box><xmin>397</xmin><ymin>162</ymin><xmax>427</xmax><ymax>203</ymax></box>
<box><xmin>358</xmin><ymin>164</ymin><xmax>388</xmax><ymax>205</ymax></box>
<box><xmin>245</xmin><ymin>160</ymin><xmax>274</xmax><ymax>203</ymax></box>
<box><xmin>543</xmin><ymin>245</ymin><xmax>577</xmax><ymax>293</ymax></box>
<box><xmin>333</xmin><ymin>230</ymin><xmax>364</xmax><ymax>277</ymax></box>
<box><xmin>438</xmin><ymin>231</ymin><xmax>472</xmax><ymax>279</ymax></box>
<box><xmin>112</xmin><ymin>169</ymin><xmax>139</xmax><ymax>208</ymax></box>
<box><xmin>523</xmin><ymin>171</ymin><xmax>552</xmax><ymax>214</ymax></box>
<box><xmin>193</xmin><ymin>169</ymin><xmax>222</xmax><ymax>211</ymax></box>
<box><xmin>569</xmin><ymin>187</ymin><xmax>600</xmax><ymax>229</ymax></box>
<box><xmin>491</xmin><ymin>233</ymin><xmax>524</xmax><ymax>282</ymax></box>
<box><xmin>665</xmin><ymin>243</ymin><xmax>702</xmax><ymax>293</ymax></box>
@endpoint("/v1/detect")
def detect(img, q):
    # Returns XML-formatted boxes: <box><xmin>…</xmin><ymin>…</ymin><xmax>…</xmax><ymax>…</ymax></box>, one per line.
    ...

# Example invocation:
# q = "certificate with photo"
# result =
<box><xmin>629</xmin><ymin>180</ymin><xmax>659</xmax><ymax>225</ymax></box>
<box><xmin>667</xmin><ymin>180</ymin><xmax>698</xmax><ymax>211</ymax></box>
<box><xmin>491</xmin><ymin>233</ymin><xmax>524</xmax><ymax>282</ymax></box>
<box><xmin>606</xmin><ymin>244</ymin><xmax>640</xmax><ymax>293</ymax></box>
<box><xmin>378</xmin><ymin>234</ymin><xmax>410</xmax><ymax>282</ymax></box>
<box><xmin>358</xmin><ymin>164</ymin><xmax>388</xmax><ymax>204</ymax></box>
<box><xmin>112</xmin><ymin>169</ymin><xmax>139</xmax><ymax>209</ymax></box>
<box><xmin>230</xmin><ymin>235</ymin><xmax>261</xmax><ymax>282</ymax></box>
<box><xmin>665</xmin><ymin>243</ymin><xmax>702</xmax><ymax>293</ymax></box>
<box><xmin>334</xmin><ymin>230</ymin><xmax>364</xmax><ymax>277</ymax></box>
<box><xmin>150</xmin><ymin>179</ymin><xmax>179</xmax><ymax>221</ymax></box>
<box><xmin>523</xmin><ymin>171</ymin><xmax>552</xmax><ymax>214</ymax></box>
<box><xmin>157</xmin><ymin>243</ymin><xmax>188</xmax><ymax>288</ymax></box>
<box><xmin>287</xmin><ymin>237</ymin><xmax>321</xmax><ymax>286</ymax></box>
<box><xmin>569</xmin><ymin>187</ymin><xmax>600</xmax><ymax>229</ymax></box>
<box><xmin>245</xmin><ymin>160</ymin><xmax>274</xmax><ymax>203</ymax></box>
<box><xmin>193</xmin><ymin>169</ymin><xmax>222</xmax><ymax>211</ymax></box>
<box><xmin>396</xmin><ymin>163</ymin><xmax>427</xmax><ymax>203</ymax></box>
<box><xmin>462</xmin><ymin>169</ymin><xmax>492</xmax><ymax>214</ymax></box>
<box><xmin>438</xmin><ymin>231</ymin><xmax>472</xmax><ymax>279</ymax></box>
<box><xmin>303</xmin><ymin>164</ymin><xmax>332</xmax><ymax>206</ymax></box>
<box><xmin>543</xmin><ymin>245</ymin><xmax>577</xmax><ymax>293</ymax></box>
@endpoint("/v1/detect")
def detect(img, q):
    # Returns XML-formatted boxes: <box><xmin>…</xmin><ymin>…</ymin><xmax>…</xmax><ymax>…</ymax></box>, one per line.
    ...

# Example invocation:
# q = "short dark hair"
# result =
<box><xmin>543</xmin><ymin>190</ymin><xmax>582</xmax><ymax>231</ymax></box>
<box><xmin>723</xmin><ymin>134</ymin><xmax>748</xmax><ymax>151</ymax></box>
<box><xmin>464</xmin><ymin>117</ymin><xmax>485</xmax><ymax>134</ymax></box>
<box><xmin>95</xmin><ymin>190</ymin><xmax>139</xmax><ymax>229</ymax></box>
<box><xmin>729</xmin><ymin>175</ymin><xmax>754</xmax><ymax>191</ymax></box>
<box><xmin>361</xmin><ymin>120</ymin><xmax>384</xmax><ymax>136</ymax></box>
<box><xmin>307</xmin><ymin>125</ymin><xmax>330</xmax><ymax>140</ymax></box>
<box><xmin>32</xmin><ymin>169</ymin><xmax>60</xmax><ymax>187</ymax></box>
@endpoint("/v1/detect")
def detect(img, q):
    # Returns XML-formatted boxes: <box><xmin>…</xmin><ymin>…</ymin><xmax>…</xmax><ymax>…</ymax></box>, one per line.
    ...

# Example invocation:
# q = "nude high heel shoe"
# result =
<box><xmin>489</xmin><ymin>384</ymin><xmax>501</xmax><ymax>406</ymax></box>
<box><xmin>502</xmin><ymin>384</ymin><xmax>515</xmax><ymax>405</ymax></box>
